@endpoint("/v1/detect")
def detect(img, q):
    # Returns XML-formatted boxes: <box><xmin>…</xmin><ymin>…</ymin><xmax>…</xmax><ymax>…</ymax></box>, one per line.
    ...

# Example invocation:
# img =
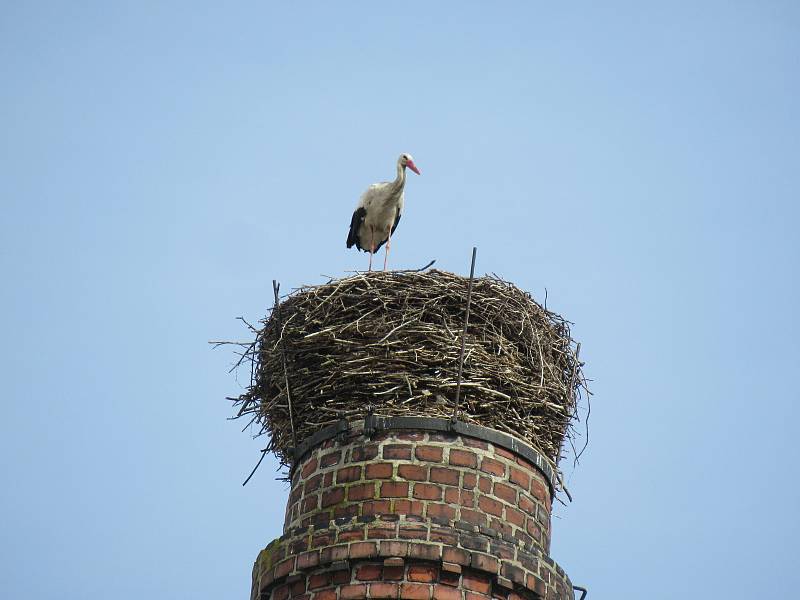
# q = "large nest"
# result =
<box><xmin>227</xmin><ymin>270</ymin><xmax>587</xmax><ymax>466</ymax></box>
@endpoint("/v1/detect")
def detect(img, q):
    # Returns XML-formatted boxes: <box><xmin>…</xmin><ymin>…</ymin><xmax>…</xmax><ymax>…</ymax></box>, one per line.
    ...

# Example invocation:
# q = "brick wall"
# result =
<box><xmin>252</xmin><ymin>424</ymin><xmax>573</xmax><ymax>600</ymax></box>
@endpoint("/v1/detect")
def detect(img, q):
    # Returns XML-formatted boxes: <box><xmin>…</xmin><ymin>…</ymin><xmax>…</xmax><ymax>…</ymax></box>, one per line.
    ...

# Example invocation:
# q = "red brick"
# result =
<box><xmin>460</xmin><ymin>508</ymin><xmax>487</xmax><ymax>527</ymax></box>
<box><xmin>356</xmin><ymin>563</ymin><xmax>383</xmax><ymax>580</ymax></box>
<box><xmin>366</xmin><ymin>463</ymin><xmax>394</xmax><ymax>479</ymax></box>
<box><xmin>448</xmin><ymin>450</ymin><xmax>477</xmax><ymax>468</ymax></box>
<box><xmin>337</xmin><ymin>465</ymin><xmax>362</xmax><ymax>483</ymax></box>
<box><xmin>505</xmin><ymin>506</ymin><xmax>525</xmax><ymax>527</ymax></box>
<box><xmin>380</xmin><ymin>482</ymin><xmax>409</xmax><ymax>498</ymax></box>
<box><xmin>415</xmin><ymin>446</ymin><xmax>443</xmax><ymax>462</ymax></box>
<box><xmin>349</xmin><ymin>482</ymin><xmax>377</xmax><ymax>501</ymax></box>
<box><xmin>369</xmin><ymin>583</ymin><xmax>399</xmax><ymax>599</ymax></box>
<box><xmin>397</xmin><ymin>431</ymin><xmax>426</xmax><ymax>441</ymax></box>
<box><xmin>413</xmin><ymin>483</ymin><xmax>442</xmax><ymax>500</ymax></box>
<box><xmin>478</xmin><ymin>496</ymin><xmax>503</xmax><ymax>517</ymax></box>
<box><xmin>320</xmin><ymin>451</ymin><xmax>342</xmax><ymax>467</ymax></box>
<box><xmin>393</xmin><ymin>499</ymin><xmax>424</xmax><ymax>516</ymax></box>
<box><xmin>493</xmin><ymin>482</ymin><xmax>516</xmax><ymax>504</ymax></box>
<box><xmin>313</xmin><ymin>590</ymin><xmax>336</xmax><ymax>600</ymax></box>
<box><xmin>426</xmin><ymin>503</ymin><xmax>455</xmax><ymax>521</ymax></box>
<box><xmin>332</xmin><ymin>570</ymin><xmax>351</xmax><ymax>584</ymax></box>
<box><xmin>478</xmin><ymin>477</ymin><xmax>492</xmax><ymax>493</ymax></box>
<box><xmin>465</xmin><ymin>593</ymin><xmax>485</xmax><ymax>600</ymax></box>
<box><xmin>526</xmin><ymin>518</ymin><xmax>541</xmax><ymax>540</ymax></box>
<box><xmin>508</xmin><ymin>467</ymin><xmax>530</xmax><ymax>490</ymax></box>
<box><xmin>462</xmin><ymin>573</ymin><xmax>491</xmax><ymax>594</ymax></box>
<box><xmin>362</xmin><ymin>500</ymin><xmax>391</xmax><ymax>515</ymax></box>
<box><xmin>341</xmin><ymin>584</ymin><xmax>367</xmax><ymax>599</ymax></box>
<box><xmin>308</xmin><ymin>574</ymin><xmax>330</xmax><ymax>590</ymax></box>
<box><xmin>401</xmin><ymin>583</ymin><xmax>432</xmax><ymax>600</ymax></box>
<box><xmin>518</xmin><ymin>493</ymin><xmax>535</xmax><ymax>516</ymax></box>
<box><xmin>398</xmin><ymin>464</ymin><xmax>427</xmax><ymax>480</ymax></box>
<box><xmin>301</xmin><ymin>457</ymin><xmax>319</xmax><ymax>478</ymax></box>
<box><xmin>530</xmin><ymin>480</ymin><xmax>547</xmax><ymax>503</ymax></box>
<box><xmin>383</xmin><ymin>444</ymin><xmax>413</xmax><ymax>460</ymax></box>
<box><xmin>439</xmin><ymin>571</ymin><xmax>459</xmax><ymax>587</ymax></box>
<box><xmin>408</xmin><ymin>565</ymin><xmax>438</xmax><ymax>583</ymax></box>
<box><xmin>432</xmin><ymin>584</ymin><xmax>461</xmax><ymax>600</ymax></box>
<box><xmin>321</xmin><ymin>487</ymin><xmax>345</xmax><ymax>508</ymax></box>
<box><xmin>460</xmin><ymin>491</ymin><xmax>475</xmax><ymax>507</ymax></box>
<box><xmin>430</xmin><ymin>467</ymin><xmax>459</xmax><ymax>486</ymax></box>
<box><xmin>444</xmin><ymin>488</ymin><xmax>459</xmax><ymax>504</ymax></box>
<box><xmin>350</xmin><ymin>541</ymin><xmax>378</xmax><ymax>559</ymax></box>
<box><xmin>323</xmin><ymin>472</ymin><xmax>334</xmax><ymax>486</ymax></box>
<box><xmin>479</xmin><ymin>457</ymin><xmax>505</xmax><ymax>477</ymax></box>
<box><xmin>462</xmin><ymin>473</ymin><xmax>477</xmax><ymax>490</ymax></box>
<box><xmin>429</xmin><ymin>527</ymin><xmax>458</xmax><ymax>545</ymax></box>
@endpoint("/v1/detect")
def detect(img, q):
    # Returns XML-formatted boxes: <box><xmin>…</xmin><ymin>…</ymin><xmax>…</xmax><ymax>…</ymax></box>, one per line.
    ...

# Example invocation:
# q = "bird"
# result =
<box><xmin>346</xmin><ymin>153</ymin><xmax>420</xmax><ymax>271</ymax></box>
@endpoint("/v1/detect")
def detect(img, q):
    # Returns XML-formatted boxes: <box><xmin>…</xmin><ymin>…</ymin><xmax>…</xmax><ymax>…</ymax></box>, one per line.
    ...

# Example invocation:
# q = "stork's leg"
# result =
<box><xmin>368</xmin><ymin>227</ymin><xmax>375</xmax><ymax>272</ymax></box>
<box><xmin>383</xmin><ymin>225</ymin><xmax>392</xmax><ymax>272</ymax></box>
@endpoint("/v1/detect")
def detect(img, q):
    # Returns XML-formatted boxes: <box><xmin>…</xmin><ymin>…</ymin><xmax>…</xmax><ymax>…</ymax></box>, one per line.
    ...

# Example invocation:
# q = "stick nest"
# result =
<box><xmin>228</xmin><ymin>270</ymin><xmax>587</xmax><ymax>467</ymax></box>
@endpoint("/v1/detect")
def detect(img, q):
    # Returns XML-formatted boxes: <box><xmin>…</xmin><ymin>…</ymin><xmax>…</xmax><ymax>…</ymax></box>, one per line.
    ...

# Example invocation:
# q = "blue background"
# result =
<box><xmin>1</xmin><ymin>2</ymin><xmax>798</xmax><ymax>598</ymax></box>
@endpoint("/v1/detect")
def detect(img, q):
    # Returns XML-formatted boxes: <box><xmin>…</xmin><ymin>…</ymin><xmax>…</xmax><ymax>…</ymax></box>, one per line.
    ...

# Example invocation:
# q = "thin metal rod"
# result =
<box><xmin>573</xmin><ymin>586</ymin><xmax>588</xmax><ymax>600</ymax></box>
<box><xmin>242</xmin><ymin>448</ymin><xmax>268</xmax><ymax>486</ymax></box>
<box><xmin>273</xmin><ymin>280</ymin><xmax>297</xmax><ymax>451</ymax></box>
<box><xmin>452</xmin><ymin>247</ymin><xmax>477</xmax><ymax>421</ymax></box>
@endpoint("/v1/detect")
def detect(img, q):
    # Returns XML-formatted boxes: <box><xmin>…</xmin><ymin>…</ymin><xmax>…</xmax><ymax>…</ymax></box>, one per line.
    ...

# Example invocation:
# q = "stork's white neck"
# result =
<box><xmin>391</xmin><ymin>162</ymin><xmax>406</xmax><ymax>194</ymax></box>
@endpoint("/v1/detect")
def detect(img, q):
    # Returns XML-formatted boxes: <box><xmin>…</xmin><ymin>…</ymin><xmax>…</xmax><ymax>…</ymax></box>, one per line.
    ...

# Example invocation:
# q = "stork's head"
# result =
<box><xmin>399</xmin><ymin>153</ymin><xmax>420</xmax><ymax>175</ymax></box>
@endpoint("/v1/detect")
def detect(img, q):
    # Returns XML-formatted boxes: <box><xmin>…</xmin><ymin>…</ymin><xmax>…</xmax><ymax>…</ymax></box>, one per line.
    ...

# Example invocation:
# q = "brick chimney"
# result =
<box><xmin>251</xmin><ymin>417</ymin><xmax>574</xmax><ymax>600</ymax></box>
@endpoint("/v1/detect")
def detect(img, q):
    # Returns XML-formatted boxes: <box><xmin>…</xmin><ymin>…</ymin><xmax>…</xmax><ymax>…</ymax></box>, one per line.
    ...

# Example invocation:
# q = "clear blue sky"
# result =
<box><xmin>1</xmin><ymin>2</ymin><xmax>798</xmax><ymax>599</ymax></box>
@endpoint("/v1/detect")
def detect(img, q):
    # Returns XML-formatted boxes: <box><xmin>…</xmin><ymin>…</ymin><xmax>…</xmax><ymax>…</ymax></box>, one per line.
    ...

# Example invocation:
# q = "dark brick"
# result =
<box><xmin>302</xmin><ymin>494</ymin><xmax>319</xmax><ymax>513</ymax></box>
<box><xmin>460</xmin><ymin>508</ymin><xmax>487</xmax><ymax>527</ymax></box>
<box><xmin>320</xmin><ymin>451</ymin><xmax>341</xmax><ymax>468</ymax></box>
<box><xmin>362</xmin><ymin>500</ymin><xmax>391</xmax><ymax>515</ymax></box>
<box><xmin>408</xmin><ymin>543</ymin><xmax>442</xmax><ymax>561</ymax></box>
<box><xmin>442</xmin><ymin>546</ymin><xmax>470</xmax><ymax>566</ymax></box>
<box><xmin>396</xmin><ymin>431</ymin><xmax>425</xmax><ymax>441</ymax></box>
<box><xmin>321</xmin><ymin>487</ymin><xmax>345</xmax><ymax>508</ymax></box>
<box><xmin>429</xmin><ymin>527</ymin><xmax>458</xmax><ymax>545</ymax></box>
<box><xmin>349</xmin><ymin>541</ymin><xmax>378</xmax><ymax>559</ymax></box>
<box><xmin>378</xmin><ymin>540</ymin><xmax>409</xmax><ymax>557</ymax></box>
<box><xmin>339</xmin><ymin>527</ymin><xmax>366</xmax><ymax>542</ymax></box>
<box><xmin>383</xmin><ymin>444</ymin><xmax>412</xmax><ymax>460</ymax></box>
<box><xmin>426</xmin><ymin>503</ymin><xmax>455</xmax><ymax>521</ymax></box>
<box><xmin>308</xmin><ymin>573</ymin><xmax>330</xmax><ymax>590</ymax></box>
<box><xmin>398</xmin><ymin>525</ymin><xmax>428</xmax><ymax>540</ymax></box>
<box><xmin>462</xmin><ymin>437</ymin><xmax>489</xmax><ymax>450</ymax></box>
<box><xmin>463</xmin><ymin>572</ymin><xmax>491</xmax><ymax>594</ymax></box>
<box><xmin>460</xmin><ymin>533</ymin><xmax>489</xmax><ymax>552</ymax></box>
<box><xmin>334</xmin><ymin>504</ymin><xmax>359</xmax><ymax>520</ymax></box>
<box><xmin>471</xmin><ymin>553</ymin><xmax>500</xmax><ymax>575</ymax></box>
<box><xmin>501</xmin><ymin>563</ymin><xmax>526</xmax><ymax>586</ymax></box>
<box><xmin>356</xmin><ymin>563</ymin><xmax>382</xmax><ymax>580</ymax></box>
<box><xmin>368</xmin><ymin>526</ymin><xmax>397</xmax><ymax>539</ymax></box>
<box><xmin>352</xmin><ymin>445</ymin><xmax>379</xmax><ymax>462</ymax></box>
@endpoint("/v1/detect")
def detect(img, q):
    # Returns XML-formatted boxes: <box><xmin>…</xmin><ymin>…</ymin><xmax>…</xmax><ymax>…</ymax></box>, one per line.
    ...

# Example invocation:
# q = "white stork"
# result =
<box><xmin>346</xmin><ymin>153</ymin><xmax>420</xmax><ymax>271</ymax></box>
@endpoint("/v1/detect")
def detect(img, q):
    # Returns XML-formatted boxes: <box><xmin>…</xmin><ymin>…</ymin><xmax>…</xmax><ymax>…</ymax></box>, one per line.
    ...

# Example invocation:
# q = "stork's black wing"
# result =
<box><xmin>347</xmin><ymin>206</ymin><xmax>367</xmax><ymax>250</ymax></box>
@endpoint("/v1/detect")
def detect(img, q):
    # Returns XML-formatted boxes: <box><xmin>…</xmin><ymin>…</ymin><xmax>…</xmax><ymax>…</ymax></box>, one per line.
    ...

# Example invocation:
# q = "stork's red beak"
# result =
<box><xmin>407</xmin><ymin>160</ymin><xmax>420</xmax><ymax>175</ymax></box>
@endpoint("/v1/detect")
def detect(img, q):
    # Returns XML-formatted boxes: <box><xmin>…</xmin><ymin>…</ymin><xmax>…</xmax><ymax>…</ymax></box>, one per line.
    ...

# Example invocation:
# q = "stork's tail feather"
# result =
<box><xmin>347</xmin><ymin>206</ymin><xmax>367</xmax><ymax>249</ymax></box>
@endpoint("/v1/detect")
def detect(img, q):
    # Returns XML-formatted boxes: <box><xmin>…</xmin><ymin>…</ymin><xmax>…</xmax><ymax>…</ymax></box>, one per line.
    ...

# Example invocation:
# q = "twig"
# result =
<box><xmin>452</xmin><ymin>247</ymin><xmax>477</xmax><ymax>421</ymax></box>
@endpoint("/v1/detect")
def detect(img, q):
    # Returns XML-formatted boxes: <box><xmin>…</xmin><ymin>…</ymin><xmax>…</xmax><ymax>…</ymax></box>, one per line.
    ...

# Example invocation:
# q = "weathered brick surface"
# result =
<box><xmin>252</xmin><ymin>428</ymin><xmax>572</xmax><ymax>600</ymax></box>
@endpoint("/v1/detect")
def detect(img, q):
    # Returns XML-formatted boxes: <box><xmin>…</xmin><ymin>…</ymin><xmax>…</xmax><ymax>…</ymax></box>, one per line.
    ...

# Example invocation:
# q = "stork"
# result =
<box><xmin>346</xmin><ymin>153</ymin><xmax>420</xmax><ymax>271</ymax></box>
